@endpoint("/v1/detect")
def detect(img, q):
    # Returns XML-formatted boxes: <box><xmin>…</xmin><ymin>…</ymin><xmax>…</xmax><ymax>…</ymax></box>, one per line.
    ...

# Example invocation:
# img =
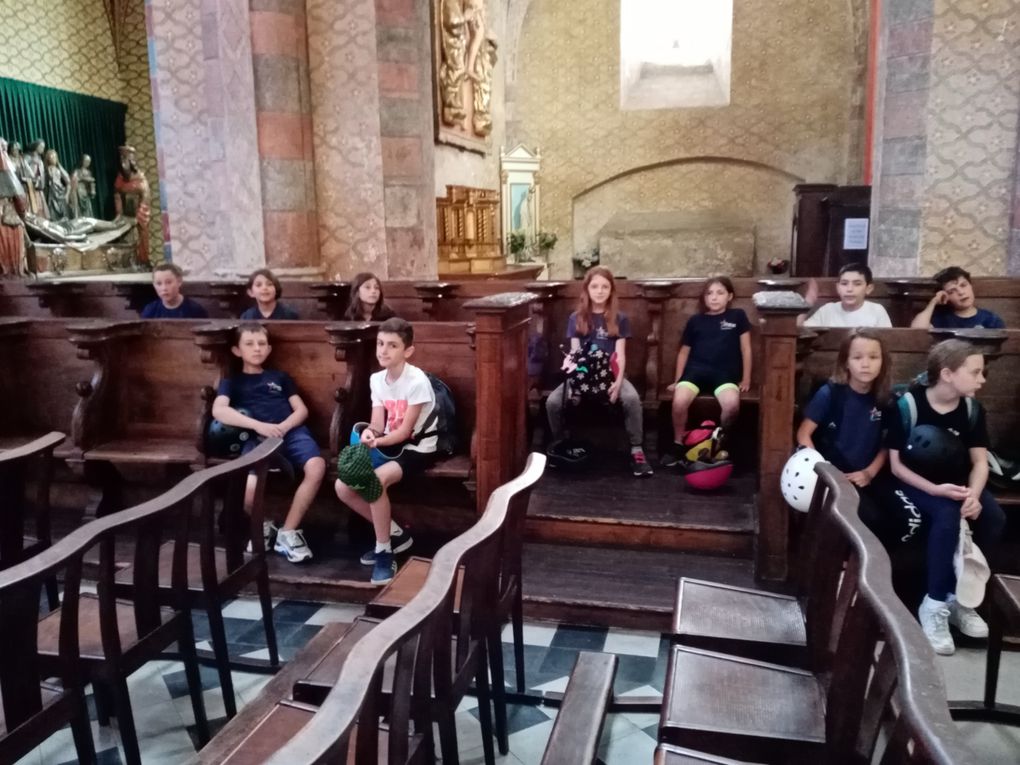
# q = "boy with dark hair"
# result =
<box><xmin>212</xmin><ymin>322</ymin><xmax>325</xmax><ymax>562</ymax></box>
<box><xmin>241</xmin><ymin>267</ymin><xmax>300</xmax><ymax>320</ymax></box>
<box><xmin>802</xmin><ymin>263</ymin><xmax>892</xmax><ymax>327</ymax></box>
<box><xmin>334</xmin><ymin>317</ymin><xmax>437</xmax><ymax>584</ymax></box>
<box><xmin>140</xmin><ymin>262</ymin><xmax>209</xmax><ymax>319</ymax></box>
<box><xmin>911</xmin><ymin>266</ymin><xmax>1005</xmax><ymax>329</ymax></box>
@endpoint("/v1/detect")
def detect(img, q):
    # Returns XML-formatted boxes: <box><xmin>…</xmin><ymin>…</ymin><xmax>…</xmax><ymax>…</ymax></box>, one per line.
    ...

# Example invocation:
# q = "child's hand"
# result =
<box><xmin>804</xmin><ymin>278</ymin><xmax>819</xmax><ymax>307</ymax></box>
<box><xmin>255</xmin><ymin>422</ymin><xmax>284</xmax><ymax>439</ymax></box>
<box><xmin>930</xmin><ymin>290</ymin><xmax>949</xmax><ymax>307</ymax></box>
<box><xmin>936</xmin><ymin>483</ymin><xmax>969</xmax><ymax>501</ymax></box>
<box><xmin>961</xmin><ymin>494</ymin><xmax>982</xmax><ymax>519</ymax></box>
<box><xmin>360</xmin><ymin>428</ymin><xmax>377</xmax><ymax>447</ymax></box>
<box><xmin>739</xmin><ymin>378</ymin><xmax>751</xmax><ymax>393</ymax></box>
<box><xmin>608</xmin><ymin>379</ymin><xmax>622</xmax><ymax>403</ymax></box>
<box><xmin>667</xmin><ymin>382</ymin><xmax>677</xmax><ymax>393</ymax></box>
<box><xmin>844</xmin><ymin>470</ymin><xmax>871</xmax><ymax>488</ymax></box>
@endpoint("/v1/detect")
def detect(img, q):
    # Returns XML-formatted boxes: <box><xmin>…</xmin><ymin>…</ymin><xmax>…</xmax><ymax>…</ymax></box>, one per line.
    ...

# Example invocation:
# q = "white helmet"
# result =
<box><xmin>780</xmin><ymin>448</ymin><xmax>826</xmax><ymax>513</ymax></box>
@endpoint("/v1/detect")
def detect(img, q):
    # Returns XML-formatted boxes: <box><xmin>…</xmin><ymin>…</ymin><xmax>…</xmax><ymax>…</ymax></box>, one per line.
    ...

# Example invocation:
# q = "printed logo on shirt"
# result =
<box><xmin>720</xmin><ymin>320</ymin><xmax>737</xmax><ymax>330</ymax></box>
<box><xmin>384</xmin><ymin>399</ymin><xmax>409</xmax><ymax>431</ymax></box>
<box><xmin>947</xmin><ymin>427</ymin><xmax>961</xmax><ymax>437</ymax></box>
<box><xmin>595</xmin><ymin>326</ymin><xmax>610</xmax><ymax>340</ymax></box>
<box><xmin>869</xmin><ymin>407</ymin><xmax>882</xmax><ymax>422</ymax></box>
<box><xmin>267</xmin><ymin>381</ymin><xmax>283</xmax><ymax>394</ymax></box>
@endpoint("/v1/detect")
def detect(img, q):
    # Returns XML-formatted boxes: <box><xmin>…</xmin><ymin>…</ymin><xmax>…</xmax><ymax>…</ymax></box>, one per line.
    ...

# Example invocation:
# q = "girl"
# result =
<box><xmin>345</xmin><ymin>272</ymin><xmax>397</xmax><ymax>322</ymax></box>
<box><xmin>241</xmin><ymin>268</ymin><xmax>299</xmax><ymax>320</ymax></box>
<box><xmin>886</xmin><ymin>339</ymin><xmax>1005</xmax><ymax>655</ymax></box>
<box><xmin>545</xmin><ymin>266</ymin><xmax>652</xmax><ymax>477</ymax></box>
<box><xmin>796</xmin><ymin>329</ymin><xmax>893</xmax><ymax>541</ymax></box>
<box><xmin>663</xmin><ymin>277</ymin><xmax>751</xmax><ymax>466</ymax></box>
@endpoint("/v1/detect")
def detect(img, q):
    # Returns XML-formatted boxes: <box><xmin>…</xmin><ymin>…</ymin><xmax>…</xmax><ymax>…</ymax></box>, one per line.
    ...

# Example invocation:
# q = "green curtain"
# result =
<box><xmin>0</xmin><ymin>77</ymin><xmax>127</xmax><ymax>219</ymax></box>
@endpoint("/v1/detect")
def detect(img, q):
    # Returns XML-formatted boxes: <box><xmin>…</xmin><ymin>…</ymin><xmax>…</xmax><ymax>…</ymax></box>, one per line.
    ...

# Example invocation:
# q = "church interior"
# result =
<box><xmin>1</xmin><ymin>0</ymin><xmax>1020</xmax><ymax>763</ymax></box>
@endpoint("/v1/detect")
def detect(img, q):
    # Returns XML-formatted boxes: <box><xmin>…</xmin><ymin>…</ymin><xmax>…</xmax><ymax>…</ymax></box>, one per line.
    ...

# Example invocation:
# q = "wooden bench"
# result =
<box><xmin>658</xmin><ymin>463</ymin><xmax>980</xmax><ymax>764</ymax></box>
<box><xmin>539</xmin><ymin>651</ymin><xmax>617</xmax><ymax>765</ymax></box>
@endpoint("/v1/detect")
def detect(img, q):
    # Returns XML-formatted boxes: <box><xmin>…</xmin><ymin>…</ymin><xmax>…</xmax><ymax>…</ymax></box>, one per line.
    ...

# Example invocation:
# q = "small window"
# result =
<box><xmin>620</xmin><ymin>0</ymin><xmax>733</xmax><ymax>110</ymax></box>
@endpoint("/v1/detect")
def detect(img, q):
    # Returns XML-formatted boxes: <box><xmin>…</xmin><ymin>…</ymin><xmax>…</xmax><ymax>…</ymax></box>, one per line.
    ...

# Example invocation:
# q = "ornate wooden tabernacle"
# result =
<box><xmin>436</xmin><ymin>184</ymin><xmax>503</xmax><ymax>275</ymax></box>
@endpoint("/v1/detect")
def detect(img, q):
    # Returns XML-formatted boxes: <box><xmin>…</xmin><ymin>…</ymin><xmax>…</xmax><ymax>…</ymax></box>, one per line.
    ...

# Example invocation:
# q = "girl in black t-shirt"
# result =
<box><xmin>345</xmin><ymin>272</ymin><xmax>397</xmax><ymax>322</ymax></box>
<box><xmin>663</xmin><ymin>277</ymin><xmax>752</xmax><ymax>466</ymax></box>
<box><xmin>886</xmin><ymin>339</ymin><xmax>1005</xmax><ymax>656</ymax></box>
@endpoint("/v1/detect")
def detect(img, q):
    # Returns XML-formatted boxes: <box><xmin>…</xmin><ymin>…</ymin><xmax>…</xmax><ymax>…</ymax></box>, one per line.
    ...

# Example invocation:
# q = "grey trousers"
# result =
<box><xmin>545</xmin><ymin>379</ymin><xmax>644</xmax><ymax>447</ymax></box>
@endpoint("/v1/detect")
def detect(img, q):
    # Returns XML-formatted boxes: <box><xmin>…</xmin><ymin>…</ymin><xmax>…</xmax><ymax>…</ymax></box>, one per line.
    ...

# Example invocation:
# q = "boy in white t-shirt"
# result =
<box><xmin>334</xmin><ymin>318</ymin><xmax>437</xmax><ymax>584</ymax></box>
<box><xmin>801</xmin><ymin>263</ymin><xmax>893</xmax><ymax>328</ymax></box>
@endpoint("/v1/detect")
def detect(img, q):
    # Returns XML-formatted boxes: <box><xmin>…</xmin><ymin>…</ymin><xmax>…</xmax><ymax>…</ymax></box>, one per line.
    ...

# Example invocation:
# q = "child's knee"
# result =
<box><xmin>303</xmin><ymin>456</ymin><xmax>326</xmax><ymax>481</ymax></box>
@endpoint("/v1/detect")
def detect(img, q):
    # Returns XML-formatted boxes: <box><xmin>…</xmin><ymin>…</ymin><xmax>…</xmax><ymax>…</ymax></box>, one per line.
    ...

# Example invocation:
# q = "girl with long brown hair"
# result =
<box><xmin>345</xmin><ymin>272</ymin><xmax>397</xmax><ymax>322</ymax></box>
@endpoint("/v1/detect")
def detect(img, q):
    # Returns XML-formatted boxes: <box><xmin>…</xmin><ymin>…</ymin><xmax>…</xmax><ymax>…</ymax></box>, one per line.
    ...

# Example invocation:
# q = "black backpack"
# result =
<box><xmin>408</xmin><ymin>373</ymin><xmax>458</xmax><ymax>455</ymax></box>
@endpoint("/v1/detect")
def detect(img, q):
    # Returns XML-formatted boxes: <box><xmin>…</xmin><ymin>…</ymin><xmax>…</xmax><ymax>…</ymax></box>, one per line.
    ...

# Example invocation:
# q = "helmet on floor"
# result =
<box><xmin>780</xmin><ymin>448</ymin><xmax>825</xmax><ymax>512</ymax></box>
<box><xmin>901</xmin><ymin>424</ymin><xmax>968</xmax><ymax>483</ymax></box>
<box><xmin>682</xmin><ymin>420</ymin><xmax>724</xmax><ymax>464</ymax></box>
<box><xmin>206</xmin><ymin>408</ymin><xmax>253</xmax><ymax>458</ymax></box>
<box><xmin>683</xmin><ymin>459</ymin><xmax>733</xmax><ymax>491</ymax></box>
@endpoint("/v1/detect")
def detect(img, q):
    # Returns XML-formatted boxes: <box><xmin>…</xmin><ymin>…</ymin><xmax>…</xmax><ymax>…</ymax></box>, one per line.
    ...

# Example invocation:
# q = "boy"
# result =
<box><xmin>140</xmin><ymin>262</ymin><xmax>209</xmax><ymax>318</ymax></box>
<box><xmin>911</xmin><ymin>266</ymin><xmax>1005</xmax><ymax>329</ymax></box>
<box><xmin>886</xmin><ymin>339</ymin><xmax>1005</xmax><ymax>655</ymax></box>
<box><xmin>211</xmin><ymin>323</ymin><xmax>325</xmax><ymax>562</ymax></box>
<box><xmin>801</xmin><ymin>263</ymin><xmax>892</xmax><ymax>327</ymax></box>
<box><xmin>334</xmin><ymin>318</ymin><xmax>437</xmax><ymax>584</ymax></box>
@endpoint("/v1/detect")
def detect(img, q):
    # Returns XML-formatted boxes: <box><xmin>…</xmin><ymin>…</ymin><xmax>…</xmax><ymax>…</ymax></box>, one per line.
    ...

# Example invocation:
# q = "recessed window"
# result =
<box><xmin>620</xmin><ymin>0</ymin><xmax>733</xmax><ymax>110</ymax></box>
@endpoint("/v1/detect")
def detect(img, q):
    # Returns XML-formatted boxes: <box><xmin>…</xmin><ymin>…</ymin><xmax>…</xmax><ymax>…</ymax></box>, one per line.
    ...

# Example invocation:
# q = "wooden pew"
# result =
<box><xmin>658</xmin><ymin>464</ymin><xmax>980</xmax><ymax>764</ymax></box>
<box><xmin>539</xmin><ymin>651</ymin><xmax>617</xmax><ymax>765</ymax></box>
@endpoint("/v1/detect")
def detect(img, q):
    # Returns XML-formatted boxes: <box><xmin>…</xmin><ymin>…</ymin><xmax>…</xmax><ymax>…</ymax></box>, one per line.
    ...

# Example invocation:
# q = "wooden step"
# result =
<box><xmin>527</xmin><ymin>464</ymin><xmax>756</xmax><ymax>555</ymax></box>
<box><xmin>521</xmin><ymin>543</ymin><xmax>758</xmax><ymax>631</ymax></box>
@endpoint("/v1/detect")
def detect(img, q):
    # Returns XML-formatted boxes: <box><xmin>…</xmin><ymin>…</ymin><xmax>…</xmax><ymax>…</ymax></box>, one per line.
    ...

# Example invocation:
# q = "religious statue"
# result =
<box><xmin>44</xmin><ymin>149</ymin><xmax>72</xmax><ymax>221</ymax></box>
<box><xmin>470</xmin><ymin>34</ymin><xmax>497</xmax><ymax>136</ymax></box>
<box><xmin>70</xmin><ymin>154</ymin><xmax>97</xmax><ymax>219</ymax></box>
<box><xmin>22</xmin><ymin>139</ymin><xmax>49</xmax><ymax>219</ymax></box>
<box><xmin>438</xmin><ymin>0</ymin><xmax>468</xmax><ymax>126</ymax></box>
<box><xmin>113</xmin><ymin>145</ymin><xmax>151</xmax><ymax>267</ymax></box>
<box><xmin>0</xmin><ymin>138</ymin><xmax>28</xmax><ymax>277</ymax></box>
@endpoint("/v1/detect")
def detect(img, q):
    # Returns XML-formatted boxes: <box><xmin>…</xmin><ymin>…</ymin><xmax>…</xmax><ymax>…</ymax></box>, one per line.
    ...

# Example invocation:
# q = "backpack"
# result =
<box><xmin>895</xmin><ymin>386</ymin><xmax>978</xmax><ymax>435</ymax></box>
<box><xmin>408</xmin><ymin>373</ymin><xmax>458</xmax><ymax>455</ymax></box>
<box><xmin>564</xmin><ymin>343</ymin><xmax>614</xmax><ymax>404</ymax></box>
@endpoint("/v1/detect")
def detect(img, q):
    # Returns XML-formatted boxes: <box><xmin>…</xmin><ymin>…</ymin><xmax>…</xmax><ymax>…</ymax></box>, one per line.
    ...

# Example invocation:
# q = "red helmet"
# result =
<box><xmin>683</xmin><ymin>460</ymin><xmax>733</xmax><ymax>491</ymax></box>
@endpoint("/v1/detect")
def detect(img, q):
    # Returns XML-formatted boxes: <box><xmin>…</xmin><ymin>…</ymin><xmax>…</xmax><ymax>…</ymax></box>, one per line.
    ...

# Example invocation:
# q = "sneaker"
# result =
<box><xmin>661</xmin><ymin>443</ymin><xmax>685</xmax><ymax>468</ymax></box>
<box><xmin>359</xmin><ymin>528</ymin><xmax>414</xmax><ymax>565</ymax></box>
<box><xmin>630</xmin><ymin>449</ymin><xmax>653</xmax><ymax>477</ymax></box>
<box><xmin>274</xmin><ymin>528</ymin><xmax>313</xmax><ymax>563</ymax></box>
<box><xmin>918</xmin><ymin>595</ymin><xmax>955</xmax><ymax>655</ymax></box>
<box><xmin>247</xmin><ymin>521</ymin><xmax>278</xmax><ymax>554</ymax></box>
<box><xmin>371</xmin><ymin>551</ymin><xmax>397</xmax><ymax>585</ymax></box>
<box><xmin>947</xmin><ymin>596</ymin><xmax>989</xmax><ymax>638</ymax></box>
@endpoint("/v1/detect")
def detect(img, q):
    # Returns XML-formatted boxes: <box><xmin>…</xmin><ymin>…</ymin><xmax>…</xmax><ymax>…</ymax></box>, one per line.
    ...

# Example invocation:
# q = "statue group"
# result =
<box><xmin>0</xmin><ymin>139</ymin><xmax>150</xmax><ymax>277</ymax></box>
<box><xmin>438</xmin><ymin>0</ymin><xmax>498</xmax><ymax>139</ymax></box>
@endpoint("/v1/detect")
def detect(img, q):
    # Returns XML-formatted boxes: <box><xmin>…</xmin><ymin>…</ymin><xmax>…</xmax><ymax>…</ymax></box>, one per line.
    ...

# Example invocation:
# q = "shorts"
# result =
<box><xmin>677</xmin><ymin>366</ymin><xmax>739</xmax><ymax>397</ymax></box>
<box><xmin>243</xmin><ymin>425</ymin><xmax>321</xmax><ymax>472</ymax></box>
<box><xmin>347</xmin><ymin>426</ymin><xmax>436</xmax><ymax>478</ymax></box>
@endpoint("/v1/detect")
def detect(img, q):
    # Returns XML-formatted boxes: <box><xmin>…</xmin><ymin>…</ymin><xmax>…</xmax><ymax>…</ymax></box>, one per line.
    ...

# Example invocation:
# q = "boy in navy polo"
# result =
<box><xmin>211</xmin><ymin>323</ymin><xmax>326</xmax><ymax>562</ymax></box>
<box><xmin>140</xmin><ymin>262</ymin><xmax>209</xmax><ymax>318</ymax></box>
<box><xmin>911</xmin><ymin>266</ymin><xmax>1005</xmax><ymax>329</ymax></box>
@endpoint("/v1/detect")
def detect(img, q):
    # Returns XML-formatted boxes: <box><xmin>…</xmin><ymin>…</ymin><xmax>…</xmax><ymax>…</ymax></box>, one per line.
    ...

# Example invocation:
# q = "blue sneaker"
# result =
<box><xmin>360</xmin><ymin>528</ymin><xmax>414</xmax><ymax>565</ymax></box>
<box><xmin>371</xmin><ymin>551</ymin><xmax>397</xmax><ymax>585</ymax></box>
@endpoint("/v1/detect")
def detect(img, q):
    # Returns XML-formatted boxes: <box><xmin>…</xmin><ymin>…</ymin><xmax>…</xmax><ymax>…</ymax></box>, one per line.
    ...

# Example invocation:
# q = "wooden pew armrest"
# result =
<box><xmin>540</xmin><ymin>651</ymin><xmax>618</xmax><ymax>765</ymax></box>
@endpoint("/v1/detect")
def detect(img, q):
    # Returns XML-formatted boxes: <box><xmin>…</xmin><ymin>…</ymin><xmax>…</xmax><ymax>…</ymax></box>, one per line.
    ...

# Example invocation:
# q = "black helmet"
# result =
<box><xmin>901</xmin><ymin>424</ymin><xmax>968</xmax><ymax>482</ymax></box>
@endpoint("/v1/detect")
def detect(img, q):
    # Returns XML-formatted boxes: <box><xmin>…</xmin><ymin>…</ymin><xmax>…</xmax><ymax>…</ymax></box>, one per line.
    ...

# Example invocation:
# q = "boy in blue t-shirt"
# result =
<box><xmin>212</xmin><ymin>323</ymin><xmax>326</xmax><ymax>563</ymax></box>
<box><xmin>910</xmin><ymin>266</ymin><xmax>1005</xmax><ymax>330</ymax></box>
<box><xmin>140</xmin><ymin>262</ymin><xmax>209</xmax><ymax>319</ymax></box>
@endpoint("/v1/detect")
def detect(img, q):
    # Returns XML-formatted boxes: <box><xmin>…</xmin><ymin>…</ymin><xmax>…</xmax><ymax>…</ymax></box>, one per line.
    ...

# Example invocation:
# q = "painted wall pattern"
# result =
<box><xmin>513</xmin><ymin>0</ymin><xmax>865</xmax><ymax>278</ymax></box>
<box><xmin>918</xmin><ymin>0</ymin><xmax>1020</xmax><ymax>276</ymax></box>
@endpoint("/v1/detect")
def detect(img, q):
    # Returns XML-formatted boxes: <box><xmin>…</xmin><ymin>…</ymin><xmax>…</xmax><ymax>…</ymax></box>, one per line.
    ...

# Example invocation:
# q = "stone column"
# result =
<box><xmin>250</xmin><ymin>0</ymin><xmax>320</xmax><ymax>274</ymax></box>
<box><xmin>146</xmin><ymin>0</ymin><xmax>265</xmax><ymax>276</ymax></box>
<box><xmin>872</xmin><ymin>0</ymin><xmax>1020</xmax><ymax>277</ymax></box>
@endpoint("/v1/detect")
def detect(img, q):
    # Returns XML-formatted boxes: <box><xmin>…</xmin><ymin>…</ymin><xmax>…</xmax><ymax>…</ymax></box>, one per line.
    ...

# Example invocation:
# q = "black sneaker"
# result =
<box><xmin>661</xmin><ymin>443</ymin><xmax>685</xmax><ymax>467</ymax></box>
<box><xmin>359</xmin><ymin>528</ymin><xmax>414</xmax><ymax>566</ymax></box>
<box><xmin>631</xmin><ymin>449</ymin><xmax>654</xmax><ymax>477</ymax></box>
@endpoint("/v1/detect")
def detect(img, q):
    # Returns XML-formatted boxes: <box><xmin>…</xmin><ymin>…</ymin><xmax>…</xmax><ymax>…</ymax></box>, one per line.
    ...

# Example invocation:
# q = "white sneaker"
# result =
<box><xmin>275</xmin><ymin>528</ymin><xmax>313</xmax><ymax>563</ymax></box>
<box><xmin>947</xmin><ymin>596</ymin><xmax>989</xmax><ymax>638</ymax></box>
<box><xmin>247</xmin><ymin>521</ymin><xmax>278</xmax><ymax>553</ymax></box>
<box><xmin>918</xmin><ymin>595</ymin><xmax>955</xmax><ymax>655</ymax></box>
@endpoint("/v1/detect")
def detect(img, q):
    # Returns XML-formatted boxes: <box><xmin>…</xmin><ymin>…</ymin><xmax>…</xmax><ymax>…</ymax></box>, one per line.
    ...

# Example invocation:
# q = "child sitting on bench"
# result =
<box><xmin>211</xmin><ymin>323</ymin><xmax>326</xmax><ymax>563</ymax></box>
<box><xmin>240</xmin><ymin>268</ymin><xmax>300</xmax><ymax>320</ymax></box>
<box><xmin>334</xmin><ymin>318</ymin><xmax>437</xmax><ymax>584</ymax></box>
<box><xmin>911</xmin><ymin>266</ymin><xmax>1005</xmax><ymax>329</ymax></box>
<box><xmin>344</xmin><ymin>272</ymin><xmax>397</xmax><ymax>322</ymax></box>
<box><xmin>140</xmin><ymin>262</ymin><xmax>209</xmax><ymax>318</ymax></box>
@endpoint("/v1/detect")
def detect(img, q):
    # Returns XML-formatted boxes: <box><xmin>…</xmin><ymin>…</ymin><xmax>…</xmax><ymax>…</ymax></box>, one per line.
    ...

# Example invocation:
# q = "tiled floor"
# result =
<box><xmin>15</xmin><ymin>597</ymin><xmax>1020</xmax><ymax>764</ymax></box>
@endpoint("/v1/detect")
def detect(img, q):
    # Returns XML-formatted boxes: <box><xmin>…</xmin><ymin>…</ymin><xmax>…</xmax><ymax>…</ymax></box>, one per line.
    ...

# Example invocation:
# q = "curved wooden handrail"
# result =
<box><xmin>0</xmin><ymin>438</ymin><xmax>283</xmax><ymax>590</ymax></box>
<box><xmin>0</xmin><ymin>431</ymin><xmax>66</xmax><ymax>461</ymax></box>
<box><xmin>815</xmin><ymin>463</ymin><xmax>978</xmax><ymax>764</ymax></box>
<box><xmin>266</xmin><ymin>452</ymin><xmax>546</xmax><ymax>765</ymax></box>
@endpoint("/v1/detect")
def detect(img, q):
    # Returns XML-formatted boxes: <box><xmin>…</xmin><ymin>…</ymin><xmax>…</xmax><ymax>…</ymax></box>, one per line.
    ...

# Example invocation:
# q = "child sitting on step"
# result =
<box><xmin>663</xmin><ymin>277</ymin><xmax>751</xmax><ymax>467</ymax></box>
<box><xmin>545</xmin><ymin>266</ymin><xmax>652</xmax><ymax>477</ymax></box>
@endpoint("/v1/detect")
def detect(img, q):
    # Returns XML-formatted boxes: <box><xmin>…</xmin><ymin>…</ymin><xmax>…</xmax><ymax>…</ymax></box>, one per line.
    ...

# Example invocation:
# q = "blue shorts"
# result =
<box><xmin>243</xmin><ymin>425</ymin><xmax>321</xmax><ymax>472</ymax></box>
